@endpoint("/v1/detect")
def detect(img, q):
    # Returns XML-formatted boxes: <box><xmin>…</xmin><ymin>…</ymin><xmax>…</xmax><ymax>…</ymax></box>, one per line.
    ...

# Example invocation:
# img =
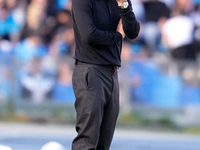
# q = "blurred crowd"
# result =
<box><xmin>0</xmin><ymin>0</ymin><xmax>200</xmax><ymax>108</ymax></box>
<box><xmin>0</xmin><ymin>0</ymin><xmax>75</xmax><ymax>103</ymax></box>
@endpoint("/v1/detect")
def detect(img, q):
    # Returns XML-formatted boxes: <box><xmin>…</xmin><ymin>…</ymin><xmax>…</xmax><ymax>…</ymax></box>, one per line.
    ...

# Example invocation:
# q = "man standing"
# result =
<box><xmin>71</xmin><ymin>0</ymin><xmax>140</xmax><ymax>149</ymax></box>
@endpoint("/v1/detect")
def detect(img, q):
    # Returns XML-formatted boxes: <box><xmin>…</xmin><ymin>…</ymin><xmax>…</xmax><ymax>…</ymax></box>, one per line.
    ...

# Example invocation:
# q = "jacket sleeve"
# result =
<box><xmin>119</xmin><ymin>0</ymin><xmax>140</xmax><ymax>39</ymax></box>
<box><xmin>71</xmin><ymin>0</ymin><xmax>122</xmax><ymax>46</ymax></box>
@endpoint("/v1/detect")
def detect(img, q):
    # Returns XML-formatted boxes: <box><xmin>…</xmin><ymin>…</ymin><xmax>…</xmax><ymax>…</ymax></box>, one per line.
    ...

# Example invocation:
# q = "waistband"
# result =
<box><xmin>75</xmin><ymin>60</ymin><xmax>119</xmax><ymax>71</ymax></box>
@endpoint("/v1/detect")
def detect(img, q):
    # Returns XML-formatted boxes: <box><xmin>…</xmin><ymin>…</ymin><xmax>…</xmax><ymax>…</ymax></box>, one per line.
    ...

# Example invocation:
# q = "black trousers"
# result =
<box><xmin>72</xmin><ymin>62</ymin><xmax>119</xmax><ymax>150</ymax></box>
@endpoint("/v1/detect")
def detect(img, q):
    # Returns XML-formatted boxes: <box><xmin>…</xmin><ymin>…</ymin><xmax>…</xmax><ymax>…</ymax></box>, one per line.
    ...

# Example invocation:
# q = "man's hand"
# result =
<box><xmin>116</xmin><ymin>0</ymin><xmax>127</xmax><ymax>6</ymax></box>
<box><xmin>117</xmin><ymin>19</ymin><xmax>125</xmax><ymax>38</ymax></box>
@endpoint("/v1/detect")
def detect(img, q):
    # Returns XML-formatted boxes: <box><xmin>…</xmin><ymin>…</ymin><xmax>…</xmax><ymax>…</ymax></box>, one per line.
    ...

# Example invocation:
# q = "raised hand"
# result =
<box><xmin>116</xmin><ymin>0</ymin><xmax>127</xmax><ymax>6</ymax></box>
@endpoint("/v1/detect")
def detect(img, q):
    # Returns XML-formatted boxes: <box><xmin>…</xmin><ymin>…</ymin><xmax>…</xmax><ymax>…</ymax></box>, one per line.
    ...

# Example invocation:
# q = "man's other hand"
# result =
<box><xmin>117</xmin><ymin>19</ymin><xmax>125</xmax><ymax>38</ymax></box>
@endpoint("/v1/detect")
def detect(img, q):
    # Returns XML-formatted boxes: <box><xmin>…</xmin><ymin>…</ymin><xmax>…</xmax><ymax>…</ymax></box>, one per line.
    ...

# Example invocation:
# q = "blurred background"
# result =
<box><xmin>0</xmin><ymin>0</ymin><xmax>200</xmax><ymax>147</ymax></box>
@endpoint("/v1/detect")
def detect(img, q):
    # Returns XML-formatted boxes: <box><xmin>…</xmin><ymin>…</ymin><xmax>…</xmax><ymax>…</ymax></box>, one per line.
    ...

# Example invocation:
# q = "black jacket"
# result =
<box><xmin>72</xmin><ymin>0</ymin><xmax>140</xmax><ymax>66</ymax></box>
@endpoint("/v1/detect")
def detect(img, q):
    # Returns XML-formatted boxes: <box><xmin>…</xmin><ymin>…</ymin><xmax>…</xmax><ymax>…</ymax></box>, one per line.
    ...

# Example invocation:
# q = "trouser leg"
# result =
<box><xmin>96</xmin><ymin>71</ymin><xmax>119</xmax><ymax>150</ymax></box>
